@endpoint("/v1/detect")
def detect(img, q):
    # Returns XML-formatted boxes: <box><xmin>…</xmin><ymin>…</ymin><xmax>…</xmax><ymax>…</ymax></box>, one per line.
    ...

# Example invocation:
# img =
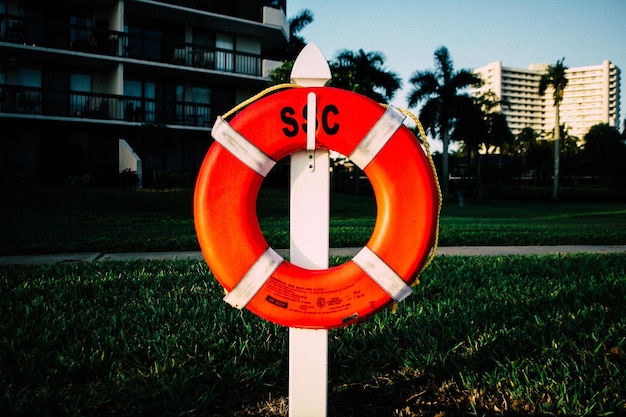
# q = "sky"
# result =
<box><xmin>287</xmin><ymin>0</ymin><xmax>626</xmax><ymax>139</ymax></box>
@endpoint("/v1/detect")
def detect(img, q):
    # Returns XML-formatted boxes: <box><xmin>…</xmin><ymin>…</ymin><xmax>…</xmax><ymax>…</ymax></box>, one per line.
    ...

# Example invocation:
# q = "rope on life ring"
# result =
<box><xmin>194</xmin><ymin>85</ymin><xmax>441</xmax><ymax>329</ymax></box>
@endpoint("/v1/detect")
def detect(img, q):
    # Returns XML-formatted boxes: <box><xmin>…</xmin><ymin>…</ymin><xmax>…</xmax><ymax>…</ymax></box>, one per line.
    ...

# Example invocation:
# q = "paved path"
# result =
<box><xmin>1</xmin><ymin>245</ymin><xmax>625</xmax><ymax>266</ymax></box>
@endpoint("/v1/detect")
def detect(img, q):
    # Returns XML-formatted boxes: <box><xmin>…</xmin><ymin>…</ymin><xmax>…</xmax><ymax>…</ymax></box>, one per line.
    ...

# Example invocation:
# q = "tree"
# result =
<box><xmin>285</xmin><ymin>9</ymin><xmax>314</xmax><ymax>60</ymax></box>
<box><xmin>516</xmin><ymin>127</ymin><xmax>540</xmax><ymax>162</ymax></box>
<box><xmin>406</xmin><ymin>46</ymin><xmax>482</xmax><ymax>199</ymax></box>
<box><xmin>270</xmin><ymin>49</ymin><xmax>402</xmax><ymax>105</ymax></box>
<box><xmin>539</xmin><ymin>58</ymin><xmax>568</xmax><ymax>201</ymax></box>
<box><xmin>463</xmin><ymin>91</ymin><xmax>514</xmax><ymax>155</ymax></box>
<box><xmin>452</xmin><ymin>95</ymin><xmax>488</xmax><ymax>196</ymax></box>
<box><xmin>330</xmin><ymin>49</ymin><xmax>401</xmax><ymax>103</ymax></box>
<box><xmin>267</xmin><ymin>8</ymin><xmax>313</xmax><ymax>81</ymax></box>
<box><xmin>453</xmin><ymin>92</ymin><xmax>512</xmax><ymax>196</ymax></box>
<box><xmin>582</xmin><ymin>123</ymin><xmax>625</xmax><ymax>184</ymax></box>
<box><xmin>268</xmin><ymin>60</ymin><xmax>294</xmax><ymax>85</ymax></box>
<box><xmin>453</xmin><ymin>95</ymin><xmax>487</xmax><ymax>160</ymax></box>
<box><xmin>133</xmin><ymin>122</ymin><xmax>171</xmax><ymax>188</ymax></box>
<box><xmin>556</xmin><ymin>125</ymin><xmax>580</xmax><ymax>183</ymax></box>
<box><xmin>557</xmin><ymin>125</ymin><xmax>579</xmax><ymax>158</ymax></box>
<box><xmin>516</xmin><ymin>128</ymin><xmax>552</xmax><ymax>187</ymax></box>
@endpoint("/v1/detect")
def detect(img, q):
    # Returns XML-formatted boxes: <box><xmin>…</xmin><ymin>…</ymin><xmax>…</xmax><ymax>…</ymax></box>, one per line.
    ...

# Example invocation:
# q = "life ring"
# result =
<box><xmin>194</xmin><ymin>86</ymin><xmax>439</xmax><ymax>329</ymax></box>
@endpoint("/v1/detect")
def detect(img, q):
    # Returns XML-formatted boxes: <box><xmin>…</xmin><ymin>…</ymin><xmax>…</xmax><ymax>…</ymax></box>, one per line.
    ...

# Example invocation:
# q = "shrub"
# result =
<box><xmin>118</xmin><ymin>168</ymin><xmax>140</xmax><ymax>189</ymax></box>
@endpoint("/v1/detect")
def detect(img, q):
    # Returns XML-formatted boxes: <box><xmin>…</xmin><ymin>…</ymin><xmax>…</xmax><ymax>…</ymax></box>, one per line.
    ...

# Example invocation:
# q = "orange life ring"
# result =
<box><xmin>194</xmin><ymin>86</ymin><xmax>439</xmax><ymax>329</ymax></box>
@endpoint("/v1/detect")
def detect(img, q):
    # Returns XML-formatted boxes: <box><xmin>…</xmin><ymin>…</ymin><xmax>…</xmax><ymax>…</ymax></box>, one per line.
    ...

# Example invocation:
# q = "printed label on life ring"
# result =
<box><xmin>194</xmin><ymin>86</ymin><xmax>439</xmax><ymax>329</ymax></box>
<box><xmin>264</xmin><ymin>278</ymin><xmax>356</xmax><ymax>314</ymax></box>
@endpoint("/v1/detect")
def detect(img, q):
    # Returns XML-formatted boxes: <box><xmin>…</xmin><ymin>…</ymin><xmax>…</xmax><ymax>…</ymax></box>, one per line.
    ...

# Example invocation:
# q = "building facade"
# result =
<box><xmin>0</xmin><ymin>0</ymin><xmax>288</xmax><ymax>186</ymax></box>
<box><xmin>471</xmin><ymin>60</ymin><xmax>621</xmax><ymax>140</ymax></box>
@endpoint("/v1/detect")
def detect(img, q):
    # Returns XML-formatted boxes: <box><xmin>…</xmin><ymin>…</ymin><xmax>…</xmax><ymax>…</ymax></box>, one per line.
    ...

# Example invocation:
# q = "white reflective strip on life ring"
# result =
<box><xmin>212</xmin><ymin>116</ymin><xmax>276</xmax><ymax>177</ymax></box>
<box><xmin>306</xmin><ymin>92</ymin><xmax>316</xmax><ymax>151</ymax></box>
<box><xmin>353</xmin><ymin>246</ymin><xmax>413</xmax><ymax>302</ymax></box>
<box><xmin>224</xmin><ymin>248</ymin><xmax>284</xmax><ymax>309</ymax></box>
<box><xmin>349</xmin><ymin>106</ymin><xmax>406</xmax><ymax>169</ymax></box>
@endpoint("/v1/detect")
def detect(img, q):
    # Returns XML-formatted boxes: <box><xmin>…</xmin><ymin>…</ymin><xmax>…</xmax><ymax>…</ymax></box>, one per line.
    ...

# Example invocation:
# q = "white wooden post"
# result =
<box><xmin>288</xmin><ymin>43</ymin><xmax>332</xmax><ymax>417</ymax></box>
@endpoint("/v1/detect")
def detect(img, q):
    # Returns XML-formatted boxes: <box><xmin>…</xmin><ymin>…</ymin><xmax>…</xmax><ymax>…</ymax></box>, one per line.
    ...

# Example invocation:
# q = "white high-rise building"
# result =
<box><xmin>471</xmin><ymin>60</ymin><xmax>621</xmax><ymax>140</ymax></box>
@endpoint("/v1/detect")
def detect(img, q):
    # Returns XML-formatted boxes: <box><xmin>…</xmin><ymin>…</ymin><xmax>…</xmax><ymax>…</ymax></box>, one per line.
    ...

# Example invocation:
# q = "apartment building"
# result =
<box><xmin>0</xmin><ymin>0</ymin><xmax>288</xmax><ymax>186</ymax></box>
<box><xmin>559</xmin><ymin>61</ymin><xmax>621</xmax><ymax>139</ymax></box>
<box><xmin>471</xmin><ymin>60</ymin><xmax>621</xmax><ymax>140</ymax></box>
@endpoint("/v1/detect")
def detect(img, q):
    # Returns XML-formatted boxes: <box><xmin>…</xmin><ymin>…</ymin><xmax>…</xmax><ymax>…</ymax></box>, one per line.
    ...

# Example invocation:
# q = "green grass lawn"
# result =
<box><xmin>1</xmin><ymin>255</ymin><xmax>624</xmax><ymax>416</ymax></box>
<box><xmin>1</xmin><ymin>185</ymin><xmax>625</xmax><ymax>416</ymax></box>
<box><xmin>2</xmin><ymin>185</ymin><xmax>626</xmax><ymax>255</ymax></box>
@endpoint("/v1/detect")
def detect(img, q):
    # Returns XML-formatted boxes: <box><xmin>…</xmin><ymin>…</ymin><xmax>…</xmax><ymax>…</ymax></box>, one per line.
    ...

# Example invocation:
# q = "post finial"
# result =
<box><xmin>290</xmin><ymin>43</ymin><xmax>331</xmax><ymax>87</ymax></box>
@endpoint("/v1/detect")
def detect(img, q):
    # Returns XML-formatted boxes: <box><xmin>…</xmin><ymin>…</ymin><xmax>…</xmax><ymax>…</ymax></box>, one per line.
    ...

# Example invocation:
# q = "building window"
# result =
<box><xmin>191</xmin><ymin>86</ymin><xmax>210</xmax><ymax>126</ymax></box>
<box><xmin>215</xmin><ymin>33</ymin><xmax>234</xmax><ymax>72</ymax></box>
<box><xmin>126</xmin><ymin>23</ymin><xmax>162</xmax><ymax>61</ymax></box>
<box><xmin>192</xmin><ymin>28</ymin><xmax>215</xmax><ymax>68</ymax></box>
<box><xmin>124</xmin><ymin>78</ymin><xmax>155</xmax><ymax>122</ymax></box>
<box><xmin>17</xmin><ymin>67</ymin><xmax>40</xmax><ymax>87</ymax></box>
<box><xmin>18</xmin><ymin>2</ymin><xmax>42</xmax><ymax>45</ymax></box>
<box><xmin>70</xmin><ymin>72</ymin><xmax>91</xmax><ymax>116</ymax></box>
<box><xmin>0</xmin><ymin>68</ymin><xmax>4</xmax><ymax>113</ymax></box>
<box><xmin>16</xmin><ymin>67</ymin><xmax>41</xmax><ymax>114</ymax></box>
<box><xmin>177</xmin><ymin>84</ymin><xmax>210</xmax><ymax>126</ymax></box>
<box><xmin>0</xmin><ymin>1</ymin><xmax>5</xmax><ymax>40</ymax></box>
<box><xmin>69</xmin><ymin>13</ymin><xmax>92</xmax><ymax>51</ymax></box>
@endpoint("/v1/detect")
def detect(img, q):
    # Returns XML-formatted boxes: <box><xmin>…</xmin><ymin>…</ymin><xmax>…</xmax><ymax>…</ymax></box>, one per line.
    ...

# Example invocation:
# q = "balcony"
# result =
<box><xmin>0</xmin><ymin>84</ymin><xmax>212</xmax><ymax>128</ymax></box>
<box><xmin>146</xmin><ymin>0</ymin><xmax>286</xmax><ymax>23</ymax></box>
<box><xmin>1</xmin><ymin>14</ymin><xmax>263</xmax><ymax>77</ymax></box>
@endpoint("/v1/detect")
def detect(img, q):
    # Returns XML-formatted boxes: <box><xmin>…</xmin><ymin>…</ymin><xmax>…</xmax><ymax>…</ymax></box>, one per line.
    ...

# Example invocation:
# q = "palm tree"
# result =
<box><xmin>453</xmin><ymin>92</ymin><xmax>512</xmax><ymax>197</ymax></box>
<box><xmin>539</xmin><ymin>58</ymin><xmax>568</xmax><ymax>201</ymax></box>
<box><xmin>455</xmin><ymin>91</ymin><xmax>512</xmax><ymax>154</ymax></box>
<box><xmin>330</xmin><ymin>49</ymin><xmax>401</xmax><ymax>103</ymax></box>
<box><xmin>268</xmin><ymin>9</ymin><xmax>314</xmax><ymax>83</ymax></box>
<box><xmin>516</xmin><ymin>127</ymin><xmax>540</xmax><ymax>162</ymax></box>
<box><xmin>406</xmin><ymin>46</ymin><xmax>482</xmax><ymax>199</ymax></box>
<box><xmin>453</xmin><ymin>95</ymin><xmax>487</xmax><ymax>160</ymax></box>
<box><xmin>583</xmin><ymin>123</ymin><xmax>625</xmax><ymax>184</ymax></box>
<box><xmin>285</xmin><ymin>9</ymin><xmax>314</xmax><ymax>59</ymax></box>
